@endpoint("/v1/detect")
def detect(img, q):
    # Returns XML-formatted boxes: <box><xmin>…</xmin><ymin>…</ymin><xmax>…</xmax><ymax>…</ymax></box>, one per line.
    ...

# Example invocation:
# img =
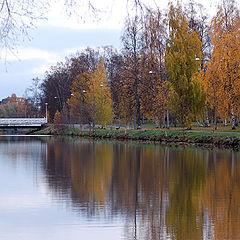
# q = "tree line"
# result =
<box><xmin>27</xmin><ymin>0</ymin><xmax>240</xmax><ymax>130</ymax></box>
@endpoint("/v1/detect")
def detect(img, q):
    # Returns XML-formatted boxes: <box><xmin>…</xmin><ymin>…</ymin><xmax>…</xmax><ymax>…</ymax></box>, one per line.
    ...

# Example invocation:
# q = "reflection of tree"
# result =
<box><xmin>42</xmin><ymin>138</ymin><xmax>240</xmax><ymax>240</ymax></box>
<box><xmin>201</xmin><ymin>150</ymin><xmax>240</xmax><ymax>240</ymax></box>
<box><xmin>45</xmin><ymin>138</ymin><xmax>72</xmax><ymax>197</ymax></box>
<box><xmin>165</xmin><ymin>148</ymin><xmax>207</xmax><ymax>240</ymax></box>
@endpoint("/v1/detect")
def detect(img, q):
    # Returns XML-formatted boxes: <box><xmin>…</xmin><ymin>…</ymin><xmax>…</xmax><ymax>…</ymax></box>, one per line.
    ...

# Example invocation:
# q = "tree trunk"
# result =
<box><xmin>231</xmin><ymin>109</ymin><xmax>236</xmax><ymax>130</ymax></box>
<box><xmin>164</xmin><ymin>110</ymin><xmax>167</xmax><ymax>136</ymax></box>
<box><xmin>223</xmin><ymin>119</ymin><xmax>227</xmax><ymax>126</ymax></box>
<box><xmin>213</xmin><ymin>107</ymin><xmax>217</xmax><ymax>136</ymax></box>
<box><xmin>214</xmin><ymin>109</ymin><xmax>217</xmax><ymax>130</ymax></box>
<box><xmin>166</xmin><ymin>109</ymin><xmax>169</xmax><ymax>129</ymax></box>
<box><xmin>235</xmin><ymin>115</ymin><xmax>239</xmax><ymax>127</ymax></box>
<box><xmin>196</xmin><ymin>117</ymin><xmax>203</xmax><ymax>127</ymax></box>
<box><xmin>205</xmin><ymin>107</ymin><xmax>210</xmax><ymax>127</ymax></box>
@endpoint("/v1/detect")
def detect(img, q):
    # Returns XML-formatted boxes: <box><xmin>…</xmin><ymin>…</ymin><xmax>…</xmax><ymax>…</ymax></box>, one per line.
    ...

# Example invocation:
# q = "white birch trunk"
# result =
<box><xmin>231</xmin><ymin>109</ymin><xmax>235</xmax><ymax>129</ymax></box>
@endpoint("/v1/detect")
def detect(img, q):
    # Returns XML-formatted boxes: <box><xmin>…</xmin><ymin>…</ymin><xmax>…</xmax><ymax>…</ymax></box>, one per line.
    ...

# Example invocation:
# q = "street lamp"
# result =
<box><xmin>100</xmin><ymin>83</ymin><xmax>107</xmax><ymax>129</ymax></box>
<box><xmin>45</xmin><ymin>102</ymin><xmax>48</xmax><ymax>123</ymax></box>
<box><xmin>148</xmin><ymin>69</ymin><xmax>169</xmax><ymax>133</ymax></box>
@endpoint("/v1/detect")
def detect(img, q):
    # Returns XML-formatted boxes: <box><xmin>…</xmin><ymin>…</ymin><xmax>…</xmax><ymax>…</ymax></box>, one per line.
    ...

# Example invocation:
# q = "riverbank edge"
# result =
<box><xmin>31</xmin><ymin>126</ymin><xmax>240</xmax><ymax>150</ymax></box>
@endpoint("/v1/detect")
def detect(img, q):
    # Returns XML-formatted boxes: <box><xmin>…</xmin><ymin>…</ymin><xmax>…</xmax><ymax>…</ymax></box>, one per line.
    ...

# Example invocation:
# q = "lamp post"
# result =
<box><xmin>149</xmin><ymin>70</ymin><xmax>169</xmax><ymax>135</ymax></box>
<box><xmin>82</xmin><ymin>89</ymin><xmax>95</xmax><ymax>133</ymax></box>
<box><xmin>45</xmin><ymin>102</ymin><xmax>48</xmax><ymax>123</ymax></box>
<box><xmin>100</xmin><ymin>83</ymin><xmax>109</xmax><ymax>129</ymax></box>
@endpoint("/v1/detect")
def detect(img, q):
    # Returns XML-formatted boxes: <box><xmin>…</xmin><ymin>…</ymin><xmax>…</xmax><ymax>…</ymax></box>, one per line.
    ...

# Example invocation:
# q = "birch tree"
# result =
<box><xmin>209</xmin><ymin>0</ymin><xmax>240</xmax><ymax>129</ymax></box>
<box><xmin>165</xmin><ymin>3</ymin><xmax>203</xmax><ymax>129</ymax></box>
<box><xmin>141</xmin><ymin>9</ymin><xmax>168</xmax><ymax>129</ymax></box>
<box><xmin>121</xmin><ymin>16</ymin><xmax>142</xmax><ymax>129</ymax></box>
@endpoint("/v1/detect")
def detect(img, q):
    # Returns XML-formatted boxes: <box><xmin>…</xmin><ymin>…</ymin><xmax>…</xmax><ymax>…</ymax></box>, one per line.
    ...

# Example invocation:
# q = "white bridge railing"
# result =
<box><xmin>0</xmin><ymin>118</ymin><xmax>47</xmax><ymax>127</ymax></box>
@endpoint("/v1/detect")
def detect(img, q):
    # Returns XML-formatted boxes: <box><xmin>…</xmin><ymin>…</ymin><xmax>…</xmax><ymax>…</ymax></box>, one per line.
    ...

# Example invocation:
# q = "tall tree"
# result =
<box><xmin>121</xmin><ymin>16</ymin><xmax>142</xmax><ymax>129</ymax></box>
<box><xmin>165</xmin><ymin>3</ymin><xmax>203</xmax><ymax>129</ymax></box>
<box><xmin>86</xmin><ymin>59</ymin><xmax>112</xmax><ymax>127</ymax></box>
<box><xmin>68</xmin><ymin>58</ymin><xmax>112</xmax><ymax>127</ymax></box>
<box><xmin>103</xmin><ymin>47</ymin><xmax>124</xmax><ymax>126</ymax></box>
<box><xmin>67</xmin><ymin>72</ymin><xmax>91</xmax><ymax>125</ymax></box>
<box><xmin>209</xmin><ymin>0</ymin><xmax>240</xmax><ymax>129</ymax></box>
<box><xmin>40</xmin><ymin>47</ymin><xmax>102</xmax><ymax>121</ymax></box>
<box><xmin>141</xmin><ymin>9</ymin><xmax>168</xmax><ymax>129</ymax></box>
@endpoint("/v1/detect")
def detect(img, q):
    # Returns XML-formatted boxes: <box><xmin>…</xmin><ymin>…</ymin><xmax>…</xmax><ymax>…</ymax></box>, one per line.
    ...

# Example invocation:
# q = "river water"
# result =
<box><xmin>0</xmin><ymin>135</ymin><xmax>239</xmax><ymax>240</ymax></box>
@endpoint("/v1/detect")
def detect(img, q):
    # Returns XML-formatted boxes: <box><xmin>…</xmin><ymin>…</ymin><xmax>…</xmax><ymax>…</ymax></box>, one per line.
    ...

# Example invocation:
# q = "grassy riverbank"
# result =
<box><xmin>33</xmin><ymin>125</ymin><xmax>240</xmax><ymax>149</ymax></box>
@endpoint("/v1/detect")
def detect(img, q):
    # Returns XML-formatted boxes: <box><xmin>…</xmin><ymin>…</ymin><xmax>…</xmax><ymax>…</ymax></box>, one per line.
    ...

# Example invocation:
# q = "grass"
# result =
<box><xmin>140</xmin><ymin>121</ymin><xmax>240</xmax><ymax>134</ymax></box>
<box><xmin>31</xmin><ymin>123</ymin><xmax>240</xmax><ymax>149</ymax></box>
<box><xmin>63</xmin><ymin>128</ymin><xmax>240</xmax><ymax>141</ymax></box>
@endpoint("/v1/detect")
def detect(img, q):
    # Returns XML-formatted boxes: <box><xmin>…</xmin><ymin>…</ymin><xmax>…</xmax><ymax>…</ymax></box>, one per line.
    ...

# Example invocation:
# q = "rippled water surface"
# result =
<box><xmin>0</xmin><ymin>136</ymin><xmax>240</xmax><ymax>240</ymax></box>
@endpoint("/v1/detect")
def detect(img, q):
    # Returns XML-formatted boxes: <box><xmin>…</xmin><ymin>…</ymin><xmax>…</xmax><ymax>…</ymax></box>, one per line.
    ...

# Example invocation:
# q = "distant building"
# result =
<box><xmin>0</xmin><ymin>94</ymin><xmax>26</xmax><ymax>105</ymax></box>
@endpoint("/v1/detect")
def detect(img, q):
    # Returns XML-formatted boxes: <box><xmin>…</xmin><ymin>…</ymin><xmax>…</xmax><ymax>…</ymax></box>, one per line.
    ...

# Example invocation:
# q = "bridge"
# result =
<box><xmin>0</xmin><ymin>118</ymin><xmax>47</xmax><ymax>128</ymax></box>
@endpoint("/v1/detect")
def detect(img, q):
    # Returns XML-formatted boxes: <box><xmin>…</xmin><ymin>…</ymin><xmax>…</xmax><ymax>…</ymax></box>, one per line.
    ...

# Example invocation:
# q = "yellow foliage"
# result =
<box><xmin>86</xmin><ymin>59</ymin><xmax>112</xmax><ymax>126</ymax></box>
<box><xmin>165</xmin><ymin>3</ymin><xmax>203</xmax><ymax>126</ymax></box>
<box><xmin>68</xmin><ymin>73</ymin><xmax>90</xmax><ymax>123</ymax></box>
<box><xmin>68</xmin><ymin>59</ymin><xmax>112</xmax><ymax>126</ymax></box>
<box><xmin>54</xmin><ymin>110</ymin><xmax>61</xmax><ymax>124</ymax></box>
<box><xmin>203</xmin><ymin>6</ymin><xmax>240</xmax><ymax>119</ymax></box>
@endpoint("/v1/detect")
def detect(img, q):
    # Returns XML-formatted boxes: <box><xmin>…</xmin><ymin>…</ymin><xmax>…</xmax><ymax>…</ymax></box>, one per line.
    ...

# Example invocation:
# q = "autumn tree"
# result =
<box><xmin>185</xmin><ymin>1</ymin><xmax>212</xmax><ymax>126</ymax></box>
<box><xmin>85</xmin><ymin>59</ymin><xmax>112</xmax><ymax>127</ymax></box>
<box><xmin>208</xmin><ymin>0</ymin><xmax>240</xmax><ymax>129</ymax></box>
<box><xmin>165</xmin><ymin>3</ymin><xmax>203</xmax><ymax>129</ymax></box>
<box><xmin>68</xmin><ymin>58</ymin><xmax>112</xmax><ymax>128</ymax></box>
<box><xmin>40</xmin><ymin>47</ymin><xmax>102</xmax><ymax>121</ymax></box>
<box><xmin>103</xmin><ymin>47</ymin><xmax>124</xmax><ymax>127</ymax></box>
<box><xmin>54</xmin><ymin>110</ymin><xmax>61</xmax><ymax>124</ymax></box>
<box><xmin>67</xmin><ymin>72</ymin><xmax>91</xmax><ymax>125</ymax></box>
<box><xmin>121</xmin><ymin>16</ymin><xmax>143</xmax><ymax>129</ymax></box>
<box><xmin>141</xmin><ymin>9</ymin><xmax>168</xmax><ymax>130</ymax></box>
<box><xmin>199</xmin><ymin>58</ymin><xmax>223</xmax><ymax>134</ymax></box>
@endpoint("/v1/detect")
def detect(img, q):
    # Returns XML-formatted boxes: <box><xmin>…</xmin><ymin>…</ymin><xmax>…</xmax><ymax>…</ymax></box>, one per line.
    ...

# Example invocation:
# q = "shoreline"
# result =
<box><xmin>31</xmin><ymin>126</ymin><xmax>240</xmax><ymax>150</ymax></box>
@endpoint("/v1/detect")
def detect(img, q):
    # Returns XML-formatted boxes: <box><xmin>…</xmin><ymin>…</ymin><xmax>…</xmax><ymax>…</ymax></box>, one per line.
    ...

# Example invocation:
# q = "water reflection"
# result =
<box><xmin>1</xmin><ymin>136</ymin><xmax>240</xmax><ymax>240</ymax></box>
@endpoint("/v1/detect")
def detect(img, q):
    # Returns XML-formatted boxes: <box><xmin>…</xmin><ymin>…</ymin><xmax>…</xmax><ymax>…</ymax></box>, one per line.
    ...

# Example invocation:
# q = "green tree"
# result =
<box><xmin>165</xmin><ymin>3</ymin><xmax>203</xmax><ymax>129</ymax></box>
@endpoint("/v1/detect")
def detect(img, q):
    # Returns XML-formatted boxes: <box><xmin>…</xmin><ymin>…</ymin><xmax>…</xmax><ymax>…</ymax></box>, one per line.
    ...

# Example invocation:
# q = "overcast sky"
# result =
<box><xmin>0</xmin><ymin>0</ymin><xmax>220</xmax><ymax>100</ymax></box>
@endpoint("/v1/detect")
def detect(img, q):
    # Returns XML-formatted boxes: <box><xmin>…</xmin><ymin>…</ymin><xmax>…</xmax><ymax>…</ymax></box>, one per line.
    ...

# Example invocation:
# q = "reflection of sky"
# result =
<box><xmin>0</xmin><ymin>137</ymin><xmax>123</xmax><ymax>240</ymax></box>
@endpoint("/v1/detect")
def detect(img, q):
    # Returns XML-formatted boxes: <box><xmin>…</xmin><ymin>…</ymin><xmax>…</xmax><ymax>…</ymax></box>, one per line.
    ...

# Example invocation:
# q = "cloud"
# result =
<box><xmin>4</xmin><ymin>48</ymin><xmax>63</xmax><ymax>64</ymax></box>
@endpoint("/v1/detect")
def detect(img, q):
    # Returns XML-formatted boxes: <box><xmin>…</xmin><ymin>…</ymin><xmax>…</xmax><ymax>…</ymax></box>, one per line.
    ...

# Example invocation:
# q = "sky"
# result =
<box><xmin>0</xmin><ymin>0</ymin><xmax>220</xmax><ymax>100</ymax></box>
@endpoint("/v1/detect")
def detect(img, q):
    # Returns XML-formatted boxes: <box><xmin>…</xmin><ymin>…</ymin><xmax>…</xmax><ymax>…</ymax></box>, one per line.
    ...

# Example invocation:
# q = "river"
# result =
<box><xmin>0</xmin><ymin>135</ymin><xmax>239</xmax><ymax>240</ymax></box>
